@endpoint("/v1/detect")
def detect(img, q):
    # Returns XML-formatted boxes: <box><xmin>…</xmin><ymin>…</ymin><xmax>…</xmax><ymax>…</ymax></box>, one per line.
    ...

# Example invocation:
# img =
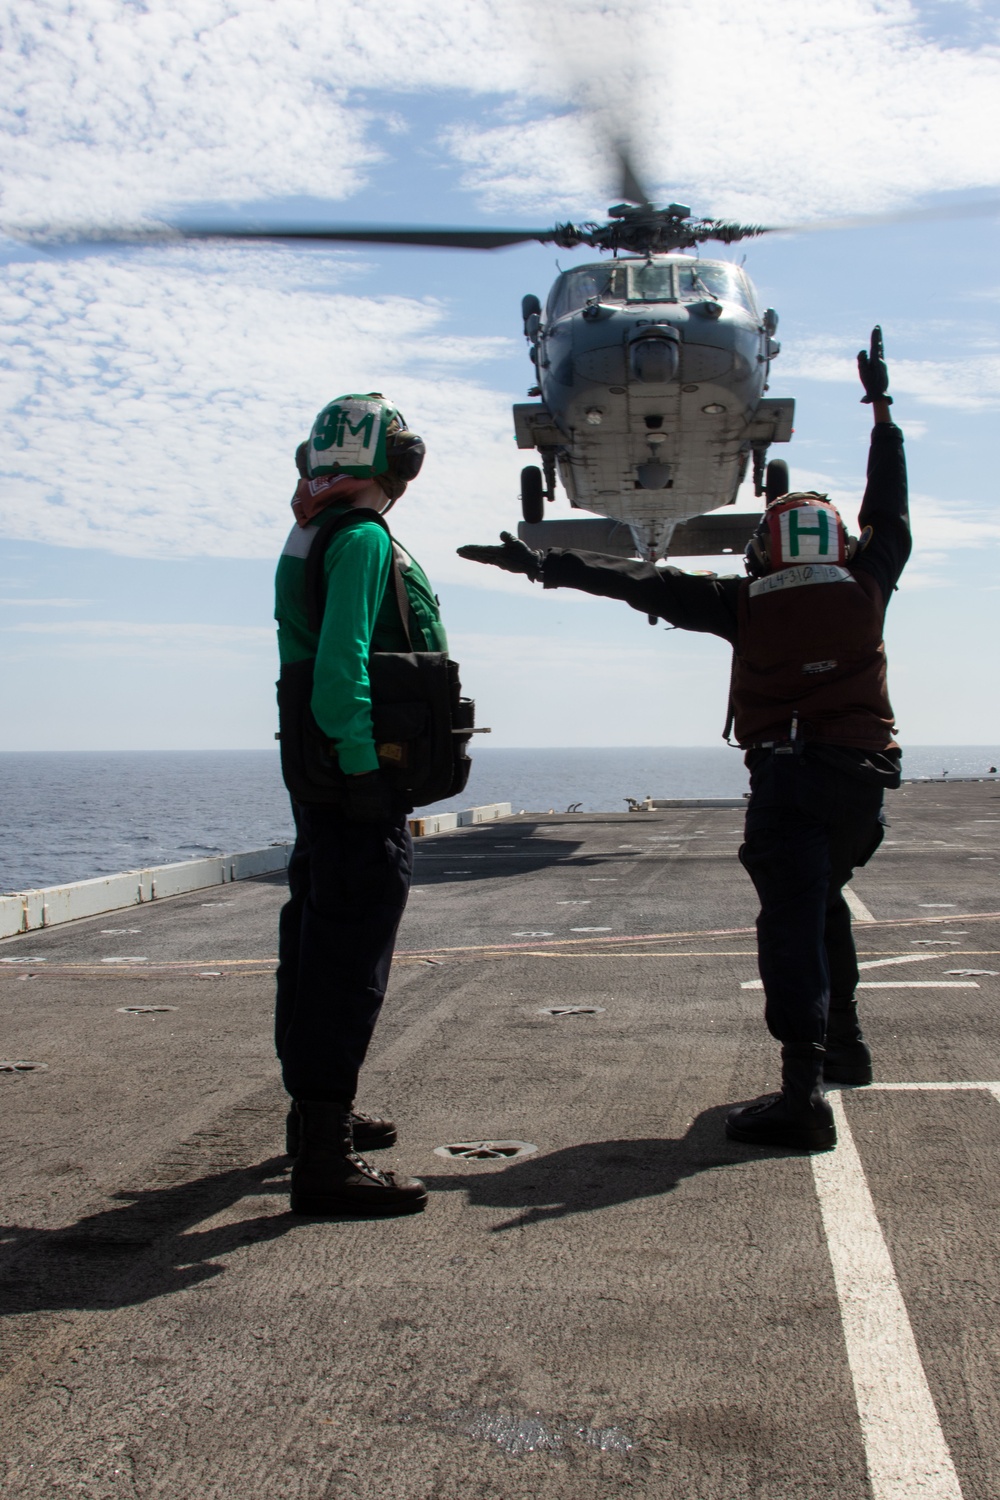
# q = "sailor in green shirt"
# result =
<box><xmin>274</xmin><ymin>392</ymin><xmax>443</xmax><ymax>1217</ymax></box>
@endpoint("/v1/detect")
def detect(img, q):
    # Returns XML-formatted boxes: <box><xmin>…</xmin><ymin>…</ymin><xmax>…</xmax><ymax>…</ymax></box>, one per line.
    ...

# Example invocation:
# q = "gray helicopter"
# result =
<box><xmin>27</xmin><ymin>157</ymin><xmax>998</xmax><ymax>574</ymax></box>
<box><xmin>512</xmin><ymin>227</ymin><xmax>791</xmax><ymax>565</ymax></box>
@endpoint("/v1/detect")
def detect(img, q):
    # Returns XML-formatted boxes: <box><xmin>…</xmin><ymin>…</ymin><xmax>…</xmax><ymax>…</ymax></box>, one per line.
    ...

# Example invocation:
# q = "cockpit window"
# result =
<box><xmin>626</xmin><ymin>262</ymin><xmax>676</xmax><ymax>301</ymax></box>
<box><xmin>676</xmin><ymin>262</ymin><xmax>755</xmax><ymax>312</ymax></box>
<box><xmin>546</xmin><ymin>265</ymin><xmax>627</xmax><ymax>321</ymax></box>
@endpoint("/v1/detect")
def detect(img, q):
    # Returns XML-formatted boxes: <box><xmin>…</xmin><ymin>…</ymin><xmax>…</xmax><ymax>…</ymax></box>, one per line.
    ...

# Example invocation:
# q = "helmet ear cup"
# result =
<box><xmin>377</xmin><ymin>430</ymin><xmax>425</xmax><ymax>501</ymax></box>
<box><xmin>845</xmin><ymin>524</ymin><xmax>873</xmax><ymax>561</ymax></box>
<box><xmin>744</xmin><ymin>523</ymin><xmax>770</xmax><ymax>578</ymax></box>
<box><xmin>388</xmin><ymin>430</ymin><xmax>425</xmax><ymax>483</ymax></box>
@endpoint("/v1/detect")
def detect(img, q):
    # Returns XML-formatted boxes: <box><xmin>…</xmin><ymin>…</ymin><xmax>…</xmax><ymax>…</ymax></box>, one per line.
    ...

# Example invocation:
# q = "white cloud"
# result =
<box><xmin>2</xmin><ymin>0</ymin><xmax>1000</xmax><ymax>590</ymax></box>
<box><xmin>907</xmin><ymin>487</ymin><xmax>1000</xmax><ymax>548</ymax></box>
<box><xmin>445</xmin><ymin>0</ymin><xmax>1000</xmax><ymax>222</ymax></box>
<box><xmin>0</xmin><ymin>597</ymin><xmax>92</xmax><ymax>606</ymax></box>
<box><xmin>2</xmin><ymin>0</ymin><xmax>999</xmax><ymax>233</ymax></box>
<box><xmin>1</xmin><ymin>617</ymin><xmax>274</xmax><ymax>659</ymax></box>
<box><xmin>781</xmin><ymin>338</ymin><xmax>1000</xmax><ymax>410</ymax></box>
<box><xmin>0</xmin><ymin>243</ymin><xmax>525</xmax><ymax>576</ymax></box>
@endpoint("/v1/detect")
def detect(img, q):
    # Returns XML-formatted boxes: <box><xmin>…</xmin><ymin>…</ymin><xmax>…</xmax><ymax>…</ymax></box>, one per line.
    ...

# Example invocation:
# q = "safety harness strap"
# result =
<box><xmin>304</xmin><ymin>507</ymin><xmax>415</xmax><ymax>648</ymax></box>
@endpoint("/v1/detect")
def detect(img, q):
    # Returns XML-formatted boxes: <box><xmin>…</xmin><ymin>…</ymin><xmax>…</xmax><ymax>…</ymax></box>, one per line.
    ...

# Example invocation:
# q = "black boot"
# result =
<box><xmin>285</xmin><ymin>1101</ymin><xmax>397</xmax><ymax>1157</ymax></box>
<box><xmin>289</xmin><ymin>1101</ymin><xmax>427</xmax><ymax>1216</ymax></box>
<box><xmin>726</xmin><ymin>1043</ymin><xmax>836</xmax><ymax>1151</ymax></box>
<box><xmin>824</xmin><ymin>1000</ymin><xmax>873</xmax><ymax>1086</ymax></box>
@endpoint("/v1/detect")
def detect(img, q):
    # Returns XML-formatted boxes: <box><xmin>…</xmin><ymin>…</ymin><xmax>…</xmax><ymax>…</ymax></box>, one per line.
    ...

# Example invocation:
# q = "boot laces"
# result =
<box><xmin>346</xmin><ymin>1150</ymin><xmax>390</xmax><ymax>1187</ymax></box>
<box><xmin>745</xmin><ymin>1091</ymin><xmax>784</xmax><ymax>1116</ymax></box>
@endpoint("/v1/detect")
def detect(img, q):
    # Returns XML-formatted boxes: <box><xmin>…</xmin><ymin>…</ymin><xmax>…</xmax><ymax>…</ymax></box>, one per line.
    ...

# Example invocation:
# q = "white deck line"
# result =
<box><xmin>865</xmin><ymin>1081</ymin><xmax>1000</xmax><ymax>1092</ymax></box>
<box><xmin>813</xmin><ymin>1091</ymin><xmax>964</xmax><ymax>1500</ymax></box>
<box><xmin>844</xmin><ymin>886</ymin><xmax>876</xmax><ymax>922</ymax></box>
<box><xmin>857</xmin><ymin>954</ymin><xmax>941</xmax><ymax>970</ymax></box>
<box><xmin>741</xmin><ymin>980</ymin><xmax>978</xmax><ymax>990</ymax></box>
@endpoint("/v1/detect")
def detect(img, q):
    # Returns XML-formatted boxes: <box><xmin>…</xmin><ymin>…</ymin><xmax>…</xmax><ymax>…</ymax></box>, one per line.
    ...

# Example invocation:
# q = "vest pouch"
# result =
<box><xmin>278</xmin><ymin>652</ymin><xmax>474</xmax><ymax>809</ymax></box>
<box><xmin>373</xmin><ymin>699</ymin><xmax>429</xmax><ymax>772</ymax></box>
<box><xmin>276</xmin><ymin>660</ymin><xmax>348</xmax><ymax>805</ymax></box>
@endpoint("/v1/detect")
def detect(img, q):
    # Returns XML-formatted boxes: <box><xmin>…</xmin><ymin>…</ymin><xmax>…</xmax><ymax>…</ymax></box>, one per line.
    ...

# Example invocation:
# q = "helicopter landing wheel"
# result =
<box><xmin>765</xmin><ymin>459</ymin><xmax>789</xmax><ymax>504</ymax></box>
<box><xmin>521</xmin><ymin>465</ymin><xmax>544</xmax><ymax>525</ymax></box>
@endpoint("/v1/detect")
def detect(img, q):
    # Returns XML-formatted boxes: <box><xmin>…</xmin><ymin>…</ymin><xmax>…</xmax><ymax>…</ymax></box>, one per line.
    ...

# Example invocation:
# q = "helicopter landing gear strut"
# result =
<box><xmin>541</xmin><ymin>449</ymin><xmax>557</xmax><ymax>504</ymax></box>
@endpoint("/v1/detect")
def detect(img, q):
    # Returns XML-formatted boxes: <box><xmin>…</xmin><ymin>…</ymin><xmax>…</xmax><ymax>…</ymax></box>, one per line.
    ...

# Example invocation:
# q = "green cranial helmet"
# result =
<box><xmin>307</xmin><ymin>392</ymin><xmax>408</xmax><ymax>481</ymax></box>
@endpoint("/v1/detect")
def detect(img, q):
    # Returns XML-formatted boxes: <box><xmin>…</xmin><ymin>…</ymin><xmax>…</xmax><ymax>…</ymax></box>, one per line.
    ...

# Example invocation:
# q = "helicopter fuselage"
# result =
<box><xmin>514</xmin><ymin>255</ymin><xmax>793</xmax><ymax>559</ymax></box>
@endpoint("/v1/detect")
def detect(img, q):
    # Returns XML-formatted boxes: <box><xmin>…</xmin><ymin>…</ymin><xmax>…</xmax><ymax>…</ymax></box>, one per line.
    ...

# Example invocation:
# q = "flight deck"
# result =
<box><xmin>1</xmin><ymin>780</ymin><xmax>998</xmax><ymax>1499</ymax></box>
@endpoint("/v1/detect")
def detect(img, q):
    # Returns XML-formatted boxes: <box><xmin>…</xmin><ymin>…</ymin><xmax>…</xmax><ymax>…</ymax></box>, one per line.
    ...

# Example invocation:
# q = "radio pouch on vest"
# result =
<box><xmin>276</xmin><ymin>508</ymin><xmax>475</xmax><ymax>808</ymax></box>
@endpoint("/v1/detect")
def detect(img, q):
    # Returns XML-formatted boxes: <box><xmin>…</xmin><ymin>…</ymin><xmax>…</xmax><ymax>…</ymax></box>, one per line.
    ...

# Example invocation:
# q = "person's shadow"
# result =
<box><xmin>0</xmin><ymin>1155</ymin><xmax>297</xmax><ymax>1319</ymax></box>
<box><xmin>0</xmin><ymin>1107</ymin><xmax>786</xmax><ymax>1314</ymax></box>
<box><xmin>422</xmin><ymin>1103</ymin><xmax>786</xmax><ymax>1231</ymax></box>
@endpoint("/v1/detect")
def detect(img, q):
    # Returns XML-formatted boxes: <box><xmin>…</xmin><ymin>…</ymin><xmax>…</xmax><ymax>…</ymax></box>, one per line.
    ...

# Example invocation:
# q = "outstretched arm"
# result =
<box><xmin>458</xmin><ymin>533</ymin><xmax>740</xmax><ymax>642</ymax></box>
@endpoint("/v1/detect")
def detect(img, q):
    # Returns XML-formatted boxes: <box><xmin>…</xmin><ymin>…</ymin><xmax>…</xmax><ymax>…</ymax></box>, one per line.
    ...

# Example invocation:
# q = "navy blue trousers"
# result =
<box><xmin>275</xmin><ymin>800</ymin><xmax>412</xmax><ymax>1103</ymax></box>
<box><xmin>739</xmin><ymin>750</ymin><xmax>885</xmax><ymax>1050</ymax></box>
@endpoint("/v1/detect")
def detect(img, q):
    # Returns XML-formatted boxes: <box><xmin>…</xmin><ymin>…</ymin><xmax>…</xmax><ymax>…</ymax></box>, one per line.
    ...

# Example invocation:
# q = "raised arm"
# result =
<box><xmin>854</xmin><ymin>326</ymin><xmax>911</xmax><ymax>599</ymax></box>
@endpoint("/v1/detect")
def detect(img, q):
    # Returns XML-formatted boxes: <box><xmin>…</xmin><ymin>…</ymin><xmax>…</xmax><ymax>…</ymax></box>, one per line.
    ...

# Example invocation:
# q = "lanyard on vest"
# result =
<box><xmin>303</xmin><ymin>506</ymin><xmax>417</xmax><ymax>647</ymax></box>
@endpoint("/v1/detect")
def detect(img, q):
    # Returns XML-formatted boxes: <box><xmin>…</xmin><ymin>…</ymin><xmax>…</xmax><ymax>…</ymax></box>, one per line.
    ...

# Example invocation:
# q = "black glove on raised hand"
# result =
<box><xmin>456</xmin><ymin>531</ymin><xmax>544</xmax><ymax>581</ymax></box>
<box><xmin>858</xmin><ymin>325</ymin><xmax>892</xmax><ymax>405</ymax></box>
<box><xmin>342</xmin><ymin>770</ymin><xmax>393</xmax><ymax>824</ymax></box>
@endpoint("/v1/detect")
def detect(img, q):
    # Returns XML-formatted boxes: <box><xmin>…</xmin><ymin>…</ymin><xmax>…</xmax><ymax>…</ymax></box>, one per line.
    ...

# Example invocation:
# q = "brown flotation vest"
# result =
<box><xmin>729</xmin><ymin>563</ymin><xmax>897</xmax><ymax>750</ymax></box>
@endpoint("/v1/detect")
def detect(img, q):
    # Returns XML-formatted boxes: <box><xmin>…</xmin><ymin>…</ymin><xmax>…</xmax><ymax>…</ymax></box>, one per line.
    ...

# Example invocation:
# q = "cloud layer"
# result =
<box><xmin>0</xmin><ymin>243</ymin><xmax>523</xmax><ymax>574</ymax></box>
<box><xmin>2</xmin><ymin>0</ymin><xmax>999</xmax><ymax>584</ymax></box>
<box><xmin>3</xmin><ymin>0</ymin><xmax>1000</xmax><ymax>227</ymax></box>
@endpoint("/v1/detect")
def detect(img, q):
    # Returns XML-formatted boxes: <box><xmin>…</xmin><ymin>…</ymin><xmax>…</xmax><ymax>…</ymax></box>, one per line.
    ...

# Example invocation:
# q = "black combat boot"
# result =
<box><xmin>726</xmin><ymin>1043</ymin><xmax>836</xmax><ymax>1151</ymax></box>
<box><xmin>289</xmin><ymin>1101</ymin><xmax>427</xmax><ymax>1216</ymax></box>
<box><xmin>285</xmin><ymin>1101</ymin><xmax>397</xmax><ymax>1157</ymax></box>
<box><xmin>823</xmin><ymin>1000</ymin><xmax>873</xmax><ymax>1086</ymax></box>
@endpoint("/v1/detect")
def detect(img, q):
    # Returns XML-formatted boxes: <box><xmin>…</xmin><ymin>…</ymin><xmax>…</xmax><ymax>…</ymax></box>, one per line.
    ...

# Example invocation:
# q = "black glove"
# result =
<box><xmin>858</xmin><ymin>325</ymin><xmax>892</xmax><ymax>405</ymax></box>
<box><xmin>457</xmin><ymin>531</ymin><xmax>544</xmax><ymax>580</ymax></box>
<box><xmin>342</xmin><ymin>770</ymin><xmax>393</xmax><ymax>824</ymax></box>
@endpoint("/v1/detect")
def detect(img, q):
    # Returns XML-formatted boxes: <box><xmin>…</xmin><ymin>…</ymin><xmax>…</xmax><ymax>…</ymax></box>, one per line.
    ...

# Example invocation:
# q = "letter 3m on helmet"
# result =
<box><xmin>744</xmin><ymin>492</ymin><xmax>860</xmax><ymax>578</ymax></box>
<box><xmin>307</xmin><ymin>393</ymin><xmax>425</xmax><ymax>501</ymax></box>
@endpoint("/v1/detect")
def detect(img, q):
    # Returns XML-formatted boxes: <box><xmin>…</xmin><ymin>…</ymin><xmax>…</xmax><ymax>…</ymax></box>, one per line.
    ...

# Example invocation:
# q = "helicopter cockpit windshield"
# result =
<box><xmin>675</xmin><ymin>262</ymin><xmax>755</xmax><ymax>312</ymax></box>
<box><xmin>625</xmin><ymin>262</ymin><xmax>676</xmax><ymax>302</ymax></box>
<box><xmin>546</xmin><ymin>259</ymin><xmax>756</xmax><ymax>320</ymax></box>
<box><xmin>547</xmin><ymin>265</ymin><xmax>627</xmax><ymax>321</ymax></box>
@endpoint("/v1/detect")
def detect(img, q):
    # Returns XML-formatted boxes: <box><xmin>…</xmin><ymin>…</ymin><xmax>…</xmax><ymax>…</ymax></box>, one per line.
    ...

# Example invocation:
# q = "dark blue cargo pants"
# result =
<box><xmin>739</xmin><ymin>747</ymin><xmax>885</xmax><ymax>1050</ymax></box>
<box><xmin>275</xmin><ymin>800</ymin><xmax>412</xmax><ymax>1103</ymax></box>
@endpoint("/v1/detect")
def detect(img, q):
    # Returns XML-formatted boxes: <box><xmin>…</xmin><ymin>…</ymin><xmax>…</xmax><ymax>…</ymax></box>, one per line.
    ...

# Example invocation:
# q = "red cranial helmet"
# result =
<box><xmin>744</xmin><ymin>492</ymin><xmax>866</xmax><ymax>578</ymax></box>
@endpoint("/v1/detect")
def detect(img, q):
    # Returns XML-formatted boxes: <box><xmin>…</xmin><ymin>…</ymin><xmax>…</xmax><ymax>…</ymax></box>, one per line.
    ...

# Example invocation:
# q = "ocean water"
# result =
<box><xmin>1</xmin><ymin>744</ymin><xmax>998</xmax><ymax>893</ymax></box>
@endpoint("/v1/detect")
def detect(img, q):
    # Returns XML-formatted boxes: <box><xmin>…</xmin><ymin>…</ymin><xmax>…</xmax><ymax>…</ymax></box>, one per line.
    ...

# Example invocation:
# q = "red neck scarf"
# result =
<box><xmin>291</xmin><ymin>473</ymin><xmax>373</xmax><ymax>527</ymax></box>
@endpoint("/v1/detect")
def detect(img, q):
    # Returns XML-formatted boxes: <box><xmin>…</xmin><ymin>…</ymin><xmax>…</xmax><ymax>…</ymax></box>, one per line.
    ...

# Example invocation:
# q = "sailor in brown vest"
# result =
<box><xmin>459</xmin><ymin>328</ymin><xmax>909</xmax><ymax>1152</ymax></box>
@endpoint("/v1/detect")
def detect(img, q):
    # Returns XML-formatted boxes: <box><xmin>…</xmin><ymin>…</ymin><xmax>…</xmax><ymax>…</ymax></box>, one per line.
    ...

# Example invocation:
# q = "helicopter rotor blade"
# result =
<box><xmin>611</xmin><ymin>136</ymin><xmax>653</xmax><ymax>207</ymax></box>
<box><xmin>12</xmin><ymin>223</ymin><xmax>557</xmax><ymax>252</ymax></box>
<box><xmin>762</xmin><ymin>196</ymin><xmax>1000</xmax><ymax>236</ymax></box>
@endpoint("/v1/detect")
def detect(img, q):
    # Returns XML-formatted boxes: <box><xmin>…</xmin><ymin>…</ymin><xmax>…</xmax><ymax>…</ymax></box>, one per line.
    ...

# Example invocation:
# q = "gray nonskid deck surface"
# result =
<box><xmin>0</xmin><ymin>783</ymin><xmax>998</xmax><ymax>1499</ymax></box>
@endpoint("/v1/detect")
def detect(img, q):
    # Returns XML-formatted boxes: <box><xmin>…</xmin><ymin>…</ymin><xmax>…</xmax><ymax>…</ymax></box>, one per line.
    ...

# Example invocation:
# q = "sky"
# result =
<box><xmin>1</xmin><ymin>0</ymin><xmax>999</xmax><ymax>751</ymax></box>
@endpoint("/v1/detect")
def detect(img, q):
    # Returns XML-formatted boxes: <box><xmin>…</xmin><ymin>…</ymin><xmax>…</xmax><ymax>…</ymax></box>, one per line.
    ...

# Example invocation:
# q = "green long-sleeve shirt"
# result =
<box><xmin>275</xmin><ymin>506</ymin><xmax>448</xmax><ymax>774</ymax></box>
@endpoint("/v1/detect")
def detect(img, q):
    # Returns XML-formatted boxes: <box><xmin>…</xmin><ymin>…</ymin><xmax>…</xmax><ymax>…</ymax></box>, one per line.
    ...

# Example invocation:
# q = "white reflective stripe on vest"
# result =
<box><xmin>281</xmin><ymin>522</ymin><xmax>318</xmax><ymax>559</ymax></box>
<box><xmin>748</xmin><ymin>563</ymin><xmax>854</xmax><ymax>598</ymax></box>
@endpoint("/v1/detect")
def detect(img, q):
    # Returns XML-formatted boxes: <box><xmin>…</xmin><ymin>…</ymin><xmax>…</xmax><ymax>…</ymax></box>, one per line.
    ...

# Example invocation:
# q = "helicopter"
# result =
<box><xmin>22</xmin><ymin>150</ymin><xmax>998</xmax><ymax>575</ymax></box>
<box><xmin>513</xmin><ymin>247</ymin><xmax>790</xmax><ymax>562</ymax></box>
<box><xmin>508</xmin><ymin>195</ymin><xmax>793</xmax><ymax>566</ymax></box>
